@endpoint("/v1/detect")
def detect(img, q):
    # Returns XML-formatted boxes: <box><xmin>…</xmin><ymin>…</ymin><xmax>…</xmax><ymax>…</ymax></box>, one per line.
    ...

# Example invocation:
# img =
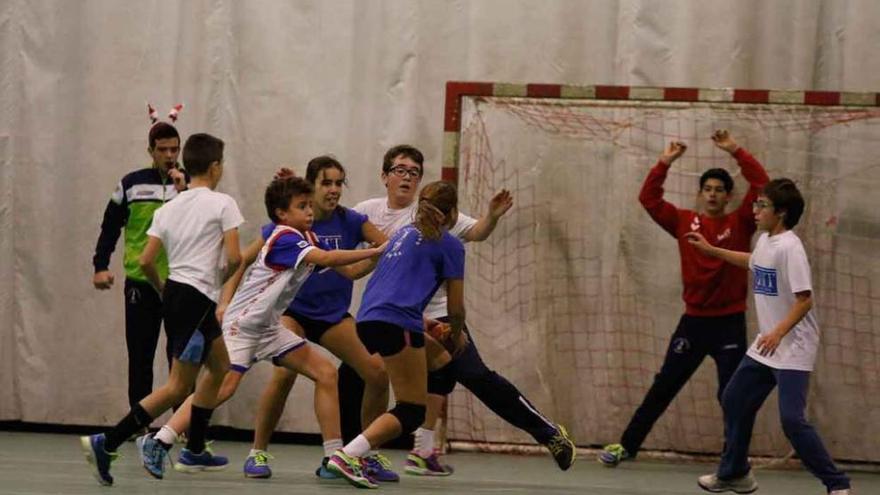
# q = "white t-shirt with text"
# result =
<box><xmin>353</xmin><ymin>197</ymin><xmax>476</xmax><ymax>319</ymax></box>
<box><xmin>148</xmin><ymin>186</ymin><xmax>244</xmax><ymax>302</ymax></box>
<box><xmin>747</xmin><ymin>231</ymin><xmax>820</xmax><ymax>371</ymax></box>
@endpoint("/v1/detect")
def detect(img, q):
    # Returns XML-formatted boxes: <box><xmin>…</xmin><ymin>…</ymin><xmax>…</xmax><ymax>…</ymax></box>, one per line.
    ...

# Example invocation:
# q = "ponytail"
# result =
<box><xmin>415</xmin><ymin>200</ymin><xmax>445</xmax><ymax>240</ymax></box>
<box><xmin>414</xmin><ymin>181</ymin><xmax>458</xmax><ymax>241</ymax></box>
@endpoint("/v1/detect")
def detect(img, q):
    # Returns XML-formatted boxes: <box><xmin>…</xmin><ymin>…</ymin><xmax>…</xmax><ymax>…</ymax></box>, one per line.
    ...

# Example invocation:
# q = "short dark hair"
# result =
<box><xmin>699</xmin><ymin>168</ymin><xmax>734</xmax><ymax>193</ymax></box>
<box><xmin>183</xmin><ymin>133</ymin><xmax>224</xmax><ymax>176</ymax></box>
<box><xmin>762</xmin><ymin>178</ymin><xmax>804</xmax><ymax>229</ymax></box>
<box><xmin>148</xmin><ymin>122</ymin><xmax>180</xmax><ymax>149</ymax></box>
<box><xmin>382</xmin><ymin>144</ymin><xmax>424</xmax><ymax>175</ymax></box>
<box><xmin>305</xmin><ymin>155</ymin><xmax>347</xmax><ymax>185</ymax></box>
<box><xmin>265</xmin><ymin>177</ymin><xmax>314</xmax><ymax>223</ymax></box>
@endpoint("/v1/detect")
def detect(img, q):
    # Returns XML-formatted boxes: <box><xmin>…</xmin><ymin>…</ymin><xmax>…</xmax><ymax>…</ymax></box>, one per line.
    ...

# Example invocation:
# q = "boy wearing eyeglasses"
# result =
<box><xmin>687</xmin><ymin>179</ymin><xmax>850</xmax><ymax>495</ymax></box>
<box><xmin>600</xmin><ymin>130</ymin><xmax>769</xmax><ymax>467</ymax></box>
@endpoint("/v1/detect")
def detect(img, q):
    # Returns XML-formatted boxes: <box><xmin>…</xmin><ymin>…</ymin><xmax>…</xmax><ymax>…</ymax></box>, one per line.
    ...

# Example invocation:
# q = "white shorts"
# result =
<box><xmin>223</xmin><ymin>322</ymin><xmax>306</xmax><ymax>372</ymax></box>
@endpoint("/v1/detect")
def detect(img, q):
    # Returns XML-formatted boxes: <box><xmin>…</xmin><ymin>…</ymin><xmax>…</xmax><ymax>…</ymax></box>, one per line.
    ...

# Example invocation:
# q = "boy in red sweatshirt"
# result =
<box><xmin>599</xmin><ymin>130</ymin><xmax>769</xmax><ymax>467</ymax></box>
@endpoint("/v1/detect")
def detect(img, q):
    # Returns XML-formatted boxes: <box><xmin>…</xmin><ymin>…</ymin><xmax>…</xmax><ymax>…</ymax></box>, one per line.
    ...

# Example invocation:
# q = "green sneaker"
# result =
<box><xmin>545</xmin><ymin>424</ymin><xmax>576</xmax><ymax>470</ymax></box>
<box><xmin>598</xmin><ymin>443</ymin><xmax>630</xmax><ymax>467</ymax></box>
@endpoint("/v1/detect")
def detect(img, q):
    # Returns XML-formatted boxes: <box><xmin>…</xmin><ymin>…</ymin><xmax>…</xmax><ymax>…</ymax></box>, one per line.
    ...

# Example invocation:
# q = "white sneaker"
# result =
<box><xmin>829</xmin><ymin>490</ymin><xmax>850</xmax><ymax>495</ymax></box>
<box><xmin>698</xmin><ymin>472</ymin><xmax>758</xmax><ymax>494</ymax></box>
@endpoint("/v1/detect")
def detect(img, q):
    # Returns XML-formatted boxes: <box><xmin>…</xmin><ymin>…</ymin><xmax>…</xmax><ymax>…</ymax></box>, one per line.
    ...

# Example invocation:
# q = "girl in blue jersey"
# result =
<box><xmin>327</xmin><ymin>181</ymin><xmax>467</xmax><ymax>489</ymax></box>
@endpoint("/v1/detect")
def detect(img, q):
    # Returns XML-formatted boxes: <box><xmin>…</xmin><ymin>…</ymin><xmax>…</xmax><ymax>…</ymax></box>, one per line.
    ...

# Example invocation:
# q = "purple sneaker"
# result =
<box><xmin>404</xmin><ymin>451</ymin><xmax>454</xmax><ymax>476</ymax></box>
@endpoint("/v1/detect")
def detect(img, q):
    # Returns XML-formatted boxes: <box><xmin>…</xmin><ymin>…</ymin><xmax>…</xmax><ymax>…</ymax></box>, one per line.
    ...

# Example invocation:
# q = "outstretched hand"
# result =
<box><xmin>684</xmin><ymin>231</ymin><xmax>712</xmax><ymax>253</ymax></box>
<box><xmin>660</xmin><ymin>141</ymin><xmax>687</xmax><ymax>164</ymax></box>
<box><xmin>711</xmin><ymin>129</ymin><xmax>738</xmax><ymax>154</ymax></box>
<box><xmin>488</xmin><ymin>189</ymin><xmax>513</xmax><ymax>220</ymax></box>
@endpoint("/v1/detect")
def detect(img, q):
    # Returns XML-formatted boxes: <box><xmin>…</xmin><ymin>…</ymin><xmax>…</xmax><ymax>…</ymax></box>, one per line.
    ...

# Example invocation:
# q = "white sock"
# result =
<box><xmin>249</xmin><ymin>448</ymin><xmax>265</xmax><ymax>457</ymax></box>
<box><xmin>416</xmin><ymin>428</ymin><xmax>435</xmax><ymax>457</ymax></box>
<box><xmin>342</xmin><ymin>434</ymin><xmax>372</xmax><ymax>458</ymax></box>
<box><xmin>155</xmin><ymin>425</ymin><xmax>178</xmax><ymax>446</ymax></box>
<box><xmin>323</xmin><ymin>438</ymin><xmax>343</xmax><ymax>458</ymax></box>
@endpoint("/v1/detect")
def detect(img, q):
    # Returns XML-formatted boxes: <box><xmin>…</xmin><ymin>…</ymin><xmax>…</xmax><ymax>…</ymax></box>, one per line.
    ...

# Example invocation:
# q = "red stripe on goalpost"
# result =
<box><xmin>733</xmin><ymin>89</ymin><xmax>770</xmax><ymax>103</ymax></box>
<box><xmin>664</xmin><ymin>87</ymin><xmax>699</xmax><ymax>101</ymax></box>
<box><xmin>805</xmin><ymin>91</ymin><xmax>840</xmax><ymax>106</ymax></box>
<box><xmin>527</xmin><ymin>84</ymin><xmax>562</xmax><ymax>98</ymax></box>
<box><xmin>445</xmin><ymin>81</ymin><xmax>494</xmax><ymax>132</ymax></box>
<box><xmin>595</xmin><ymin>85</ymin><xmax>630</xmax><ymax>99</ymax></box>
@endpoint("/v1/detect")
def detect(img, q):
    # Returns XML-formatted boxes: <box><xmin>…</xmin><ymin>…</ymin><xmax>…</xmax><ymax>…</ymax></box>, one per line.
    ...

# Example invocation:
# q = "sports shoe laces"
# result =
<box><xmin>370</xmin><ymin>453</ymin><xmax>393</xmax><ymax>469</ymax></box>
<box><xmin>253</xmin><ymin>451</ymin><xmax>274</xmax><ymax>466</ymax></box>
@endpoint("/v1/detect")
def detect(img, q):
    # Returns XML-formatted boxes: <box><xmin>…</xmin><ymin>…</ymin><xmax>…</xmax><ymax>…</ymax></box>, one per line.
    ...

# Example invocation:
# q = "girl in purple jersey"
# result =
<box><xmin>326</xmin><ymin>181</ymin><xmax>468</xmax><ymax>489</ymax></box>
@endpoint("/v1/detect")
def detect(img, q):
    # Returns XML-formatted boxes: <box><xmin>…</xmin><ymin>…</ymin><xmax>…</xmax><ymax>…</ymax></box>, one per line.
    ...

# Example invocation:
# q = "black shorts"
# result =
<box><xmin>162</xmin><ymin>279</ymin><xmax>223</xmax><ymax>364</ymax></box>
<box><xmin>356</xmin><ymin>320</ymin><xmax>425</xmax><ymax>357</ymax></box>
<box><xmin>283</xmin><ymin>309</ymin><xmax>352</xmax><ymax>343</ymax></box>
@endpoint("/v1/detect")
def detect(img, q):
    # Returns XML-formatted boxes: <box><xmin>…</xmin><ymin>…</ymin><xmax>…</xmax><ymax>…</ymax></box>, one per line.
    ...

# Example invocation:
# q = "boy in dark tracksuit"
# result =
<box><xmin>599</xmin><ymin>130</ymin><xmax>769</xmax><ymax>466</ymax></box>
<box><xmin>92</xmin><ymin>122</ymin><xmax>186</xmax><ymax>407</ymax></box>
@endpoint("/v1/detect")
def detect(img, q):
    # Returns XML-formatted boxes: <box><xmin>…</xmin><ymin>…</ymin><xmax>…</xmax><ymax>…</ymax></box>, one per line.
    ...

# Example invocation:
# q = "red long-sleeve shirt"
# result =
<box><xmin>639</xmin><ymin>148</ymin><xmax>770</xmax><ymax>317</ymax></box>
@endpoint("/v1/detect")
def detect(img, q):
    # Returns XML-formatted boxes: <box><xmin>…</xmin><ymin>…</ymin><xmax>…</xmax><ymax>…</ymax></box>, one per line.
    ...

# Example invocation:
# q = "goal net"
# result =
<box><xmin>442</xmin><ymin>84</ymin><xmax>880</xmax><ymax>462</ymax></box>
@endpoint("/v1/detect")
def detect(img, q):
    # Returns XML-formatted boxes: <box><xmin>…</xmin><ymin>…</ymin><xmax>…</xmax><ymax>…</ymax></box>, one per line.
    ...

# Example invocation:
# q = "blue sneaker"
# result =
<box><xmin>174</xmin><ymin>448</ymin><xmax>229</xmax><ymax>473</ymax></box>
<box><xmin>243</xmin><ymin>451</ymin><xmax>273</xmax><ymax>479</ymax></box>
<box><xmin>136</xmin><ymin>433</ymin><xmax>168</xmax><ymax>479</ymax></box>
<box><xmin>363</xmin><ymin>453</ymin><xmax>400</xmax><ymax>482</ymax></box>
<box><xmin>80</xmin><ymin>434</ymin><xmax>118</xmax><ymax>486</ymax></box>
<box><xmin>315</xmin><ymin>456</ymin><xmax>341</xmax><ymax>479</ymax></box>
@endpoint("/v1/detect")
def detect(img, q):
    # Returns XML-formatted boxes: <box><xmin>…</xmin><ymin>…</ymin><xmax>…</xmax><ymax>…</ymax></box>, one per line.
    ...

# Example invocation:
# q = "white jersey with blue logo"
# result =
<box><xmin>223</xmin><ymin>225</ymin><xmax>318</xmax><ymax>334</ymax></box>
<box><xmin>747</xmin><ymin>231</ymin><xmax>820</xmax><ymax>371</ymax></box>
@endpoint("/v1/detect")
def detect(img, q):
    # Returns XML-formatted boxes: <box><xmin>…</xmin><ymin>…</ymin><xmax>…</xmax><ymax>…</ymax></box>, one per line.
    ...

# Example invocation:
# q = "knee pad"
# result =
<box><xmin>389</xmin><ymin>401</ymin><xmax>426</xmax><ymax>435</ymax></box>
<box><xmin>427</xmin><ymin>366</ymin><xmax>456</xmax><ymax>396</ymax></box>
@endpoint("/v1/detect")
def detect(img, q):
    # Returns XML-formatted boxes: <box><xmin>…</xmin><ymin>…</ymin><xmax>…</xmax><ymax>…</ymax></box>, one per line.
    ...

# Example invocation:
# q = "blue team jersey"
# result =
<box><xmin>260</xmin><ymin>207</ymin><xmax>367</xmax><ymax>323</ymax></box>
<box><xmin>357</xmin><ymin>224</ymin><xmax>465</xmax><ymax>332</ymax></box>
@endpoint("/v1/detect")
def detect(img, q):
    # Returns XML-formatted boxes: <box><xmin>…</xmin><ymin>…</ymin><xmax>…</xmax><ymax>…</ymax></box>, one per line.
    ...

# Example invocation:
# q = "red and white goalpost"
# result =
<box><xmin>439</xmin><ymin>81</ymin><xmax>880</xmax><ymax>465</ymax></box>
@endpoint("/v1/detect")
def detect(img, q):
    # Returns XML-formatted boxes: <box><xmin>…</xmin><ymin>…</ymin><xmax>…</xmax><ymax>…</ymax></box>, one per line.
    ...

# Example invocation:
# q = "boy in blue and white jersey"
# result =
<box><xmin>134</xmin><ymin>176</ymin><xmax>385</xmax><ymax>480</ymax></box>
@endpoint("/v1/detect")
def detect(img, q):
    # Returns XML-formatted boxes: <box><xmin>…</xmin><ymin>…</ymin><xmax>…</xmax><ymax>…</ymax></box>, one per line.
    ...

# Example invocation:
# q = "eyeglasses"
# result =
<box><xmin>752</xmin><ymin>200</ymin><xmax>772</xmax><ymax>210</ymax></box>
<box><xmin>388</xmin><ymin>166</ymin><xmax>422</xmax><ymax>179</ymax></box>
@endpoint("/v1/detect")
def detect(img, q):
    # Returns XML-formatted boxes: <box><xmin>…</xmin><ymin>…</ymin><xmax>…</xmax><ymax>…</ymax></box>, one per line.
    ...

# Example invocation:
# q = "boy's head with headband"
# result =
<box><xmin>147</xmin><ymin>103</ymin><xmax>183</xmax><ymax>171</ymax></box>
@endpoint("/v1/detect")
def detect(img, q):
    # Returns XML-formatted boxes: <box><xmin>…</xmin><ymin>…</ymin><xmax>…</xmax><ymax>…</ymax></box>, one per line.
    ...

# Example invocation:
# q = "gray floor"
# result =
<box><xmin>1</xmin><ymin>431</ymin><xmax>876</xmax><ymax>494</ymax></box>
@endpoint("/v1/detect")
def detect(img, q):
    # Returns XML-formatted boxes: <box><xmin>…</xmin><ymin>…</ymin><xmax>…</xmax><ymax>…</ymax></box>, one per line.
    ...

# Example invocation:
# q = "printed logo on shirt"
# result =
<box><xmin>319</xmin><ymin>234</ymin><xmax>342</xmax><ymax>250</ymax></box>
<box><xmin>753</xmin><ymin>265</ymin><xmax>778</xmax><ymax>296</ymax></box>
<box><xmin>690</xmin><ymin>216</ymin><xmax>701</xmax><ymax>231</ymax></box>
<box><xmin>716</xmin><ymin>227</ymin><xmax>731</xmax><ymax>243</ymax></box>
<box><xmin>386</xmin><ymin>230</ymin><xmax>411</xmax><ymax>258</ymax></box>
<box><xmin>672</xmin><ymin>337</ymin><xmax>691</xmax><ymax>354</ymax></box>
<box><xmin>297</xmin><ymin>240</ymin><xmax>309</xmax><ymax>249</ymax></box>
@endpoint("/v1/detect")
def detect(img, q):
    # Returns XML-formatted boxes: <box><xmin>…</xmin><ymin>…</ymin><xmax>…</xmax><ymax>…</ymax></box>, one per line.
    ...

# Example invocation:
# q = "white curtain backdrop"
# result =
<box><xmin>1</xmin><ymin>0</ymin><xmax>878</xmax><ymax>442</ymax></box>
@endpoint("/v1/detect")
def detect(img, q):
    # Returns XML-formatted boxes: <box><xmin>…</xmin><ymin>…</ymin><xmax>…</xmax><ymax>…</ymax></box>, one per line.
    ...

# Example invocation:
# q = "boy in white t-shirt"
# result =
<box><xmin>80</xmin><ymin>133</ymin><xmax>244</xmax><ymax>486</ymax></box>
<box><xmin>687</xmin><ymin>179</ymin><xmax>850</xmax><ymax>495</ymax></box>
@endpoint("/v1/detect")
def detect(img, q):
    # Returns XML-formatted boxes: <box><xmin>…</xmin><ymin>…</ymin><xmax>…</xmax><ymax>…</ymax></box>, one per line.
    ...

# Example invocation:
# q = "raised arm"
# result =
<box><xmin>711</xmin><ymin>130</ymin><xmax>769</xmax><ymax>222</ymax></box>
<box><xmin>463</xmin><ymin>189</ymin><xmax>513</xmax><ymax>242</ymax></box>
<box><xmin>639</xmin><ymin>141</ymin><xmax>687</xmax><ymax>236</ymax></box>
<box><xmin>684</xmin><ymin>231</ymin><xmax>751</xmax><ymax>268</ymax></box>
